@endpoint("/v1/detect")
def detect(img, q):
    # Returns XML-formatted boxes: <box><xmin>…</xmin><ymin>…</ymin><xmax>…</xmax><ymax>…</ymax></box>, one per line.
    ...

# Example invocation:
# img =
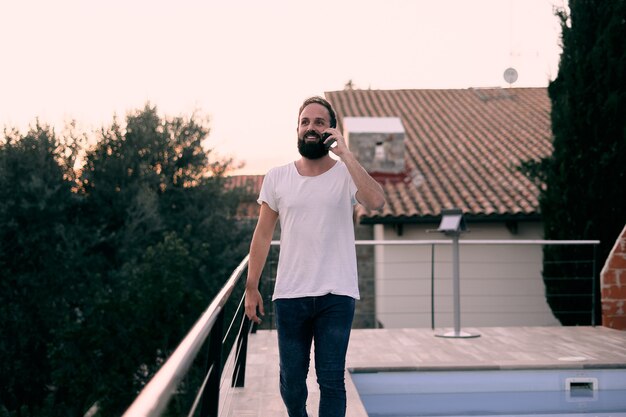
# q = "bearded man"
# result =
<box><xmin>245</xmin><ymin>96</ymin><xmax>385</xmax><ymax>417</ymax></box>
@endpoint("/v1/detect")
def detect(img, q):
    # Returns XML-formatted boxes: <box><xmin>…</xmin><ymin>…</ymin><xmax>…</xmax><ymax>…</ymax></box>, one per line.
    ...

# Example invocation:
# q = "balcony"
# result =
<box><xmin>123</xmin><ymin>239</ymin><xmax>626</xmax><ymax>417</ymax></box>
<box><xmin>226</xmin><ymin>326</ymin><xmax>626</xmax><ymax>417</ymax></box>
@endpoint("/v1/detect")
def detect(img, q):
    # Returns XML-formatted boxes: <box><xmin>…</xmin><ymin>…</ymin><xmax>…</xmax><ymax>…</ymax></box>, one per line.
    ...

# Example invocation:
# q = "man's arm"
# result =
<box><xmin>245</xmin><ymin>202</ymin><xmax>279</xmax><ymax>324</ymax></box>
<box><xmin>324</xmin><ymin>128</ymin><xmax>386</xmax><ymax>211</ymax></box>
<box><xmin>341</xmin><ymin>151</ymin><xmax>386</xmax><ymax>211</ymax></box>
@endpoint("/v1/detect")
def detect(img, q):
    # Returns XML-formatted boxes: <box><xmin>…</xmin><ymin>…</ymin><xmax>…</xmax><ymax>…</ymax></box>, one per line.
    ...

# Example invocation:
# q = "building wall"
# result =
<box><xmin>374</xmin><ymin>221</ymin><xmax>560</xmax><ymax>328</ymax></box>
<box><xmin>601</xmin><ymin>224</ymin><xmax>626</xmax><ymax>330</ymax></box>
<box><xmin>354</xmin><ymin>221</ymin><xmax>376</xmax><ymax>328</ymax></box>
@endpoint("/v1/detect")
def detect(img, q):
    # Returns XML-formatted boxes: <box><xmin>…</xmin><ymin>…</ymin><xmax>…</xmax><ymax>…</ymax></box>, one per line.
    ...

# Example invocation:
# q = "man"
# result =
<box><xmin>244</xmin><ymin>96</ymin><xmax>385</xmax><ymax>417</ymax></box>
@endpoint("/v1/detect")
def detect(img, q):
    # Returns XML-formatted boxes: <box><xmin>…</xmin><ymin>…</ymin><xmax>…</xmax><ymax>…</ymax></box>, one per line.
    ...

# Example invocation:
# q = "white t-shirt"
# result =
<box><xmin>258</xmin><ymin>161</ymin><xmax>360</xmax><ymax>301</ymax></box>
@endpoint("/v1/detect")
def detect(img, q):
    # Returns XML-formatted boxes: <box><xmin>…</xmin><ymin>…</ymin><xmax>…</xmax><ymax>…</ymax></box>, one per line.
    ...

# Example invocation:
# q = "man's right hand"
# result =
<box><xmin>245</xmin><ymin>287</ymin><xmax>265</xmax><ymax>324</ymax></box>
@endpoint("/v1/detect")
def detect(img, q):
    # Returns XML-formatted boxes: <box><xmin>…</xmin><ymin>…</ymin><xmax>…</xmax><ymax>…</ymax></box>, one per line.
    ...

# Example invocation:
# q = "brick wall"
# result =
<box><xmin>601</xmin><ymin>224</ymin><xmax>626</xmax><ymax>330</ymax></box>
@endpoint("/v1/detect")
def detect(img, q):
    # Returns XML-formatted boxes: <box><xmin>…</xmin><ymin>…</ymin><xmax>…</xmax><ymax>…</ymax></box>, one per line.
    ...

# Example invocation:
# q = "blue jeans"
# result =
<box><xmin>274</xmin><ymin>294</ymin><xmax>355</xmax><ymax>417</ymax></box>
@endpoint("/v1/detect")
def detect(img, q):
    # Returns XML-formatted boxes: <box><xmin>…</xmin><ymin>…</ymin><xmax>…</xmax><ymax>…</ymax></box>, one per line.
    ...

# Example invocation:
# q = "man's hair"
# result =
<box><xmin>298</xmin><ymin>96</ymin><xmax>337</xmax><ymax>128</ymax></box>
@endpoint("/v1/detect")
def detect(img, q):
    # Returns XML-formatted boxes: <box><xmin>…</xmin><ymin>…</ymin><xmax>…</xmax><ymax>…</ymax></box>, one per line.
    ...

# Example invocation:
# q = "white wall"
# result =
<box><xmin>373</xmin><ymin>221</ymin><xmax>560</xmax><ymax>328</ymax></box>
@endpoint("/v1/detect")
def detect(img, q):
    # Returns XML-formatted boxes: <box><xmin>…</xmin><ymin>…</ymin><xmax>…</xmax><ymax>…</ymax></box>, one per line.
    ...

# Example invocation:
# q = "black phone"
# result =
<box><xmin>323</xmin><ymin>133</ymin><xmax>337</xmax><ymax>150</ymax></box>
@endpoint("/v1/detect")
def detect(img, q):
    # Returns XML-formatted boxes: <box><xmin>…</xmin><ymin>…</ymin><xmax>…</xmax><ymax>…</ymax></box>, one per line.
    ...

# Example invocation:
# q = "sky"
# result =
<box><xmin>0</xmin><ymin>0</ymin><xmax>566</xmax><ymax>175</ymax></box>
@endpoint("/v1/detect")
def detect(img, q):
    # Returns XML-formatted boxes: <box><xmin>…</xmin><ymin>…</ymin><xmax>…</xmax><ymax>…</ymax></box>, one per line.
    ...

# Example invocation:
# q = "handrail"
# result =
<box><xmin>270</xmin><ymin>239</ymin><xmax>601</xmax><ymax>246</ymax></box>
<box><xmin>123</xmin><ymin>254</ymin><xmax>250</xmax><ymax>417</ymax></box>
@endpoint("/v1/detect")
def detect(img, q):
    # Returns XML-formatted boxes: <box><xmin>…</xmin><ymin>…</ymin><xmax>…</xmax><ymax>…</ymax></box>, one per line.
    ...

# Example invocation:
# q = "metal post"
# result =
<box><xmin>591</xmin><ymin>243</ymin><xmax>597</xmax><ymax>327</ymax></box>
<box><xmin>200</xmin><ymin>308</ymin><xmax>224</xmax><ymax>417</ymax></box>
<box><xmin>452</xmin><ymin>234</ymin><xmax>461</xmax><ymax>335</ymax></box>
<box><xmin>436</xmin><ymin>231</ymin><xmax>479</xmax><ymax>339</ymax></box>
<box><xmin>232</xmin><ymin>316</ymin><xmax>251</xmax><ymax>387</ymax></box>
<box><xmin>431</xmin><ymin>244</ymin><xmax>435</xmax><ymax>330</ymax></box>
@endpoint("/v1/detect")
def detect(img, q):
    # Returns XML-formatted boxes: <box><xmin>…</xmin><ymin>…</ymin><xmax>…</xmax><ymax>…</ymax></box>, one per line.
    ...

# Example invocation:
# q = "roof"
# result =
<box><xmin>325</xmin><ymin>88</ymin><xmax>552</xmax><ymax>223</ymax></box>
<box><xmin>224</xmin><ymin>175</ymin><xmax>264</xmax><ymax>219</ymax></box>
<box><xmin>224</xmin><ymin>174</ymin><xmax>264</xmax><ymax>194</ymax></box>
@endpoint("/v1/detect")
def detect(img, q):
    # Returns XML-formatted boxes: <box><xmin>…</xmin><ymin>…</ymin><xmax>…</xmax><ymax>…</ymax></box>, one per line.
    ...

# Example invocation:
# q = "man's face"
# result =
<box><xmin>297</xmin><ymin>103</ymin><xmax>330</xmax><ymax>159</ymax></box>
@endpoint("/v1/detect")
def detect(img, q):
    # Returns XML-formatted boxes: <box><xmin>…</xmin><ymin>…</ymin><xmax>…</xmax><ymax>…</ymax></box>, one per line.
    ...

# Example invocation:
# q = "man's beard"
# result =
<box><xmin>297</xmin><ymin>130</ymin><xmax>329</xmax><ymax>160</ymax></box>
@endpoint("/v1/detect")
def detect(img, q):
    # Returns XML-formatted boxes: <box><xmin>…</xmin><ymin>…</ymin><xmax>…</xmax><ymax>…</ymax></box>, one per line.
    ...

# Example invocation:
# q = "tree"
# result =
<box><xmin>63</xmin><ymin>105</ymin><xmax>252</xmax><ymax>414</ymax></box>
<box><xmin>527</xmin><ymin>1</ymin><xmax>626</xmax><ymax>324</ymax></box>
<box><xmin>0</xmin><ymin>106</ymin><xmax>255</xmax><ymax>416</ymax></box>
<box><xmin>0</xmin><ymin>123</ymin><xmax>89</xmax><ymax>415</ymax></box>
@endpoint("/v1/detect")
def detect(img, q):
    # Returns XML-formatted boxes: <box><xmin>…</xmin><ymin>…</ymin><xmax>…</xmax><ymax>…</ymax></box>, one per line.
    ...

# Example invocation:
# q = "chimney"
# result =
<box><xmin>343</xmin><ymin>117</ymin><xmax>405</xmax><ymax>174</ymax></box>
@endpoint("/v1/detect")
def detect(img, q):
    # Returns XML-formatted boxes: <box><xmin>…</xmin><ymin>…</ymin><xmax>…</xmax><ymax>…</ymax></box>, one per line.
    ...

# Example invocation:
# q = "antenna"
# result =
<box><xmin>504</xmin><ymin>0</ymin><xmax>519</xmax><ymax>87</ymax></box>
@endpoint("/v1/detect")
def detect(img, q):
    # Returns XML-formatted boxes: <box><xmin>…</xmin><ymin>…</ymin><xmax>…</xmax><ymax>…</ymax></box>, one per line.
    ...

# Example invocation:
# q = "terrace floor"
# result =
<box><xmin>220</xmin><ymin>326</ymin><xmax>626</xmax><ymax>417</ymax></box>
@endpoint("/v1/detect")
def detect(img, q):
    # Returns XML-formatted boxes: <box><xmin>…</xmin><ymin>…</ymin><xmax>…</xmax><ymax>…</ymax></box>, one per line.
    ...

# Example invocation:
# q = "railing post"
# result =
<box><xmin>232</xmin><ymin>316</ymin><xmax>251</xmax><ymax>388</ymax></box>
<box><xmin>200</xmin><ymin>308</ymin><xmax>225</xmax><ymax>417</ymax></box>
<box><xmin>451</xmin><ymin>234</ymin><xmax>461</xmax><ymax>334</ymax></box>
<box><xmin>592</xmin><ymin>243</ymin><xmax>597</xmax><ymax>327</ymax></box>
<box><xmin>432</xmin><ymin>210</ymin><xmax>475</xmax><ymax>338</ymax></box>
<box><xmin>431</xmin><ymin>243</ymin><xmax>435</xmax><ymax>330</ymax></box>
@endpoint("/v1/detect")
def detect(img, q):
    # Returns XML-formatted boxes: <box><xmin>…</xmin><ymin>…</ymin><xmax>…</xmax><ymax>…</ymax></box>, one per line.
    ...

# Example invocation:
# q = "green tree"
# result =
<box><xmin>526</xmin><ymin>1</ymin><xmax>626</xmax><ymax>324</ymax></box>
<box><xmin>1</xmin><ymin>106</ymin><xmax>255</xmax><ymax>416</ymax></box>
<box><xmin>61</xmin><ymin>105</ymin><xmax>251</xmax><ymax>415</ymax></box>
<box><xmin>0</xmin><ymin>123</ymin><xmax>90</xmax><ymax>415</ymax></box>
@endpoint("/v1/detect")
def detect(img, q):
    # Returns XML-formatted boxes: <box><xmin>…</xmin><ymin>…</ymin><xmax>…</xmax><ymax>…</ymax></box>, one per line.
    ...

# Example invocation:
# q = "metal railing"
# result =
<box><xmin>260</xmin><ymin>239</ymin><xmax>601</xmax><ymax>329</ymax></box>
<box><xmin>356</xmin><ymin>239</ymin><xmax>601</xmax><ymax>327</ymax></box>
<box><xmin>123</xmin><ymin>255</ymin><xmax>251</xmax><ymax>417</ymax></box>
<box><xmin>122</xmin><ymin>238</ymin><xmax>600</xmax><ymax>417</ymax></box>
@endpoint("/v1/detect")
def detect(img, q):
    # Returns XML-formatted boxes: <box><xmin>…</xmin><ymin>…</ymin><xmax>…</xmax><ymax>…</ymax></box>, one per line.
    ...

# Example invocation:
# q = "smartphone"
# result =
<box><xmin>323</xmin><ymin>133</ymin><xmax>337</xmax><ymax>150</ymax></box>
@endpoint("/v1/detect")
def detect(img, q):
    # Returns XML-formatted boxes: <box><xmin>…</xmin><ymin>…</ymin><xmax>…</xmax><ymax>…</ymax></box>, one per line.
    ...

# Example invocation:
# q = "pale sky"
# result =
<box><xmin>0</xmin><ymin>0</ymin><xmax>565</xmax><ymax>175</ymax></box>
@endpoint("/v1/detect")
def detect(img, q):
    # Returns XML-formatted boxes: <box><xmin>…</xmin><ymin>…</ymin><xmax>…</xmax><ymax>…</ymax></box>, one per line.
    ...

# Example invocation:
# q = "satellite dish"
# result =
<box><xmin>504</xmin><ymin>67</ymin><xmax>518</xmax><ymax>85</ymax></box>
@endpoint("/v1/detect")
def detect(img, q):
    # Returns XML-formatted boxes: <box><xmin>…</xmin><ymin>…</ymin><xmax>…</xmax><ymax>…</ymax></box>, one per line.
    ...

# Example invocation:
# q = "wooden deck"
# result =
<box><xmin>220</xmin><ymin>326</ymin><xmax>626</xmax><ymax>416</ymax></box>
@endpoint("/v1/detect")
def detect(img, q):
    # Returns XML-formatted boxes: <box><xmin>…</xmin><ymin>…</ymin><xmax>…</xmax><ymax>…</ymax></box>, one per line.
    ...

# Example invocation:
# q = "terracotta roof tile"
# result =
<box><xmin>325</xmin><ymin>88</ymin><xmax>551</xmax><ymax>222</ymax></box>
<box><xmin>224</xmin><ymin>175</ymin><xmax>264</xmax><ymax>219</ymax></box>
<box><xmin>224</xmin><ymin>174</ymin><xmax>264</xmax><ymax>193</ymax></box>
